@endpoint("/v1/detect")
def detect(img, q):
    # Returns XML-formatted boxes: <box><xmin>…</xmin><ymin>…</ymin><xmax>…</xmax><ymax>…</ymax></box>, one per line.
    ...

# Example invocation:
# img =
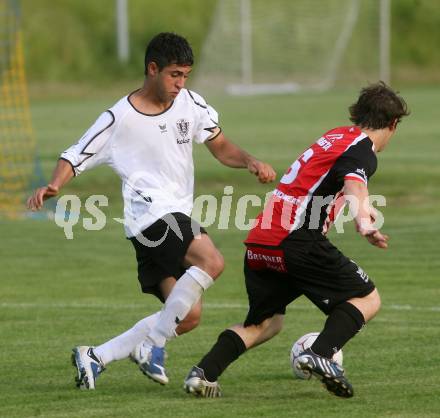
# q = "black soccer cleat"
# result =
<box><xmin>295</xmin><ymin>348</ymin><xmax>354</xmax><ymax>398</ymax></box>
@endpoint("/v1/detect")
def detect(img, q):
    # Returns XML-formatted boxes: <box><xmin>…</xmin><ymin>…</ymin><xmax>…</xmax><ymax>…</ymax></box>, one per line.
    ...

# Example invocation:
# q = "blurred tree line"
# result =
<box><xmin>392</xmin><ymin>0</ymin><xmax>440</xmax><ymax>82</ymax></box>
<box><xmin>21</xmin><ymin>0</ymin><xmax>216</xmax><ymax>82</ymax></box>
<box><xmin>21</xmin><ymin>0</ymin><xmax>440</xmax><ymax>84</ymax></box>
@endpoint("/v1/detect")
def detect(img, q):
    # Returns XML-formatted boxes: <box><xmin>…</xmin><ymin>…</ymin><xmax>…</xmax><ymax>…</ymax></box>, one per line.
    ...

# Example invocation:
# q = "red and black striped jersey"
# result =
<box><xmin>245</xmin><ymin>126</ymin><xmax>377</xmax><ymax>246</ymax></box>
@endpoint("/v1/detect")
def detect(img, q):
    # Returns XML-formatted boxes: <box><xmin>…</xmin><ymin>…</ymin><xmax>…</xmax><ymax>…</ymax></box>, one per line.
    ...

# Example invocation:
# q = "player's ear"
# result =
<box><xmin>147</xmin><ymin>62</ymin><xmax>160</xmax><ymax>77</ymax></box>
<box><xmin>389</xmin><ymin>118</ymin><xmax>398</xmax><ymax>131</ymax></box>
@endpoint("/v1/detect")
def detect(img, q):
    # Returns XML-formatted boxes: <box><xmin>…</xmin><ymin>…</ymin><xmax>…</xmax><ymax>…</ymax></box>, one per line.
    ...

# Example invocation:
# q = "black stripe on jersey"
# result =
<box><xmin>73</xmin><ymin>110</ymin><xmax>115</xmax><ymax>169</ymax></box>
<box><xmin>59</xmin><ymin>157</ymin><xmax>76</xmax><ymax>177</ymax></box>
<box><xmin>206</xmin><ymin>127</ymin><xmax>222</xmax><ymax>141</ymax></box>
<box><xmin>187</xmin><ymin>90</ymin><xmax>208</xmax><ymax>109</ymax></box>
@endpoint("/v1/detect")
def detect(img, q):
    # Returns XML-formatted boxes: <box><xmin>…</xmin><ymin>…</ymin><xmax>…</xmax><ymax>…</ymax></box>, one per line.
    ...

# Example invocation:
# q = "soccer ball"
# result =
<box><xmin>290</xmin><ymin>332</ymin><xmax>343</xmax><ymax>380</ymax></box>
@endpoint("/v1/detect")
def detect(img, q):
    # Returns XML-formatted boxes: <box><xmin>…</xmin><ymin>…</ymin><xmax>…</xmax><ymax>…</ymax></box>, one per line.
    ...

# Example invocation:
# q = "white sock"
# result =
<box><xmin>94</xmin><ymin>312</ymin><xmax>160</xmax><ymax>366</ymax></box>
<box><xmin>148</xmin><ymin>266</ymin><xmax>214</xmax><ymax>347</ymax></box>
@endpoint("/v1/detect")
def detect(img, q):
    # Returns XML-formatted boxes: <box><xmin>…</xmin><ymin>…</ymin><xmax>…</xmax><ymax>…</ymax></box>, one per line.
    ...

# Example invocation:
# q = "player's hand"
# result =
<box><xmin>27</xmin><ymin>184</ymin><xmax>59</xmax><ymax>211</ymax></box>
<box><xmin>355</xmin><ymin>208</ymin><xmax>379</xmax><ymax>234</ymax></box>
<box><xmin>247</xmin><ymin>160</ymin><xmax>276</xmax><ymax>183</ymax></box>
<box><xmin>363</xmin><ymin>229</ymin><xmax>389</xmax><ymax>249</ymax></box>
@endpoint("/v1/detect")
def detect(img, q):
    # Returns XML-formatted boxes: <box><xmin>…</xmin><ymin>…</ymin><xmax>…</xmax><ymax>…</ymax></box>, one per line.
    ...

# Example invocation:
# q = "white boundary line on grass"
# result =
<box><xmin>1</xmin><ymin>301</ymin><xmax>440</xmax><ymax>312</ymax></box>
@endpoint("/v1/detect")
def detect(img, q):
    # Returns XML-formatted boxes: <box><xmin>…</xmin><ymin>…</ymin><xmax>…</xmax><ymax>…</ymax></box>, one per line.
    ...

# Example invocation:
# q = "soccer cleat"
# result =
<box><xmin>129</xmin><ymin>340</ymin><xmax>153</xmax><ymax>366</ymax></box>
<box><xmin>71</xmin><ymin>346</ymin><xmax>105</xmax><ymax>390</ymax></box>
<box><xmin>295</xmin><ymin>348</ymin><xmax>354</xmax><ymax>398</ymax></box>
<box><xmin>183</xmin><ymin>366</ymin><xmax>221</xmax><ymax>398</ymax></box>
<box><xmin>135</xmin><ymin>345</ymin><xmax>169</xmax><ymax>385</ymax></box>
<box><xmin>130</xmin><ymin>342</ymin><xmax>169</xmax><ymax>385</ymax></box>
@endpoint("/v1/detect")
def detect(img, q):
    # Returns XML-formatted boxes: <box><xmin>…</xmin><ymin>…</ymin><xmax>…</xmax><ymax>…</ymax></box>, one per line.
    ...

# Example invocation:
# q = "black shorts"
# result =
<box><xmin>243</xmin><ymin>231</ymin><xmax>375</xmax><ymax>326</ymax></box>
<box><xmin>129</xmin><ymin>212</ymin><xmax>206</xmax><ymax>302</ymax></box>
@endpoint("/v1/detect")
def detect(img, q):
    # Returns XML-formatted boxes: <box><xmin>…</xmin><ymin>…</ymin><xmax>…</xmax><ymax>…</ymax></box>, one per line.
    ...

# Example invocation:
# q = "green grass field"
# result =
<box><xmin>1</xmin><ymin>85</ymin><xmax>439</xmax><ymax>418</ymax></box>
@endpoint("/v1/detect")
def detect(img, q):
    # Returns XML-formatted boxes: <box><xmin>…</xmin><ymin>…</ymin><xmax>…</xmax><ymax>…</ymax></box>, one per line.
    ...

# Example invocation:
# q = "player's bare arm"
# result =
<box><xmin>205</xmin><ymin>132</ymin><xmax>276</xmax><ymax>183</ymax></box>
<box><xmin>27</xmin><ymin>159</ymin><xmax>74</xmax><ymax>211</ymax></box>
<box><xmin>343</xmin><ymin>179</ymin><xmax>389</xmax><ymax>249</ymax></box>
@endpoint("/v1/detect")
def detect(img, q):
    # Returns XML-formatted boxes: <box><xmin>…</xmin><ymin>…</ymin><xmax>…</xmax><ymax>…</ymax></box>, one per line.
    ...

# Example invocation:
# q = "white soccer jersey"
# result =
<box><xmin>61</xmin><ymin>89</ymin><xmax>220</xmax><ymax>237</ymax></box>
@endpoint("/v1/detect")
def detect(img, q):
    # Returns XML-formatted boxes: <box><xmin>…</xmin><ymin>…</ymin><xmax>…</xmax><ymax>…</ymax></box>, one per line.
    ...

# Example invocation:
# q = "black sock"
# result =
<box><xmin>197</xmin><ymin>329</ymin><xmax>247</xmax><ymax>382</ymax></box>
<box><xmin>311</xmin><ymin>302</ymin><xmax>365</xmax><ymax>359</ymax></box>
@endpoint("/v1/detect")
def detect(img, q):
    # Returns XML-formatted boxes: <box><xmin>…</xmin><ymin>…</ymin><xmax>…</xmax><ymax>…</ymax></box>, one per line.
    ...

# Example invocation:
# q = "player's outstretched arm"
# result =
<box><xmin>27</xmin><ymin>159</ymin><xmax>74</xmax><ymax>211</ymax></box>
<box><xmin>205</xmin><ymin>132</ymin><xmax>276</xmax><ymax>183</ymax></box>
<box><xmin>343</xmin><ymin>179</ymin><xmax>389</xmax><ymax>249</ymax></box>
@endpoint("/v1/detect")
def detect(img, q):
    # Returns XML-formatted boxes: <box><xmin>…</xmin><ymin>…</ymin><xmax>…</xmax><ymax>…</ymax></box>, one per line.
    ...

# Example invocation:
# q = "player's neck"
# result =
<box><xmin>130</xmin><ymin>83</ymin><xmax>173</xmax><ymax>114</ymax></box>
<box><xmin>359</xmin><ymin>126</ymin><xmax>393</xmax><ymax>153</ymax></box>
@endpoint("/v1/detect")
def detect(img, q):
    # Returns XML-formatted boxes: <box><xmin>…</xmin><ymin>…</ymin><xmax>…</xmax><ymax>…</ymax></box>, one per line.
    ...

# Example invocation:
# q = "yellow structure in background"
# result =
<box><xmin>0</xmin><ymin>0</ymin><xmax>36</xmax><ymax>218</ymax></box>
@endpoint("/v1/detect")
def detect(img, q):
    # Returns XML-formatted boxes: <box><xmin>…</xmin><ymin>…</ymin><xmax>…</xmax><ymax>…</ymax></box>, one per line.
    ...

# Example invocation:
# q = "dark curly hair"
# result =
<box><xmin>144</xmin><ymin>32</ymin><xmax>193</xmax><ymax>74</ymax></box>
<box><xmin>349</xmin><ymin>81</ymin><xmax>410</xmax><ymax>129</ymax></box>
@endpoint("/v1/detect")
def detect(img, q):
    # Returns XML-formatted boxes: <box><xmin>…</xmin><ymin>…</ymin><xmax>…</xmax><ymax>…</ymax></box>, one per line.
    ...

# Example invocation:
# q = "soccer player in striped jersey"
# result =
<box><xmin>27</xmin><ymin>32</ymin><xmax>276</xmax><ymax>390</ymax></box>
<box><xmin>184</xmin><ymin>82</ymin><xmax>409</xmax><ymax>398</ymax></box>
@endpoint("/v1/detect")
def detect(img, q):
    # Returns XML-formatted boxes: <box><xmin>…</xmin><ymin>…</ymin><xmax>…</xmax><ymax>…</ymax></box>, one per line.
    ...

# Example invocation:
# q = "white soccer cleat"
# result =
<box><xmin>130</xmin><ymin>342</ymin><xmax>169</xmax><ymax>385</ymax></box>
<box><xmin>71</xmin><ymin>346</ymin><xmax>105</xmax><ymax>390</ymax></box>
<box><xmin>129</xmin><ymin>340</ymin><xmax>152</xmax><ymax>366</ymax></box>
<box><xmin>184</xmin><ymin>366</ymin><xmax>221</xmax><ymax>398</ymax></box>
<box><xmin>143</xmin><ymin>346</ymin><xmax>169</xmax><ymax>385</ymax></box>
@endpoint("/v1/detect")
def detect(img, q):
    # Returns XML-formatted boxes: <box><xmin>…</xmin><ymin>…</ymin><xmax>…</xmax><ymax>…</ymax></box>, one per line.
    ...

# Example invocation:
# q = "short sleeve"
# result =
<box><xmin>332</xmin><ymin>138</ymin><xmax>377</xmax><ymax>185</ymax></box>
<box><xmin>60</xmin><ymin>110</ymin><xmax>115</xmax><ymax>176</ymax></box>
<box><xmin>187</xmin><ymin>90</ymin><xmax>221</xmax><ymax>144</ymax></box>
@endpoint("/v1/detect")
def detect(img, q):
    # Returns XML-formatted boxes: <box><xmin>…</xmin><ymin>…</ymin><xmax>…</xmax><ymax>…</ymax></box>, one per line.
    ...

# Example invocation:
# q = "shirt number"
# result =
<box><xmin>280</xmin><ymin>148</ymin><xmax>314</xmax><ymax>185</ymax></box>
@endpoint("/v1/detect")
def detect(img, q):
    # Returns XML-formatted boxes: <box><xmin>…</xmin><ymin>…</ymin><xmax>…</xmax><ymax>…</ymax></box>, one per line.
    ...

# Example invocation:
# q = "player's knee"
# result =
<box><xmin>257</xmin><ymin>315</ymin><xmax>284</xmax><ymax>339</ymax></box>
<box><xmin>370</xmin><ymin>289</ymin><xmax>381</xmax><ymax>317</ymax></box>
<box><xmin>197</xmin><ymin>251</ymin><xmax>224</xmax><ymax>279</ymax></box>
<box><xmin>362</xmin><ymin>289</ymin><xmax>381</xmax><ymax>322</ymax></box>
<box><xmin>268</xmin><ymin>316</ymin><xmax>284</xmax><ymax>337</ymax></box>
<box><xmin>210</xmin><ymin>252</ymin><xmax>225</xmax><ymax>278</ymax></box>
<box><xmin>267</xmin><ymin>322</ymin><xmax>283</xmax><ymax>338</ymax></box>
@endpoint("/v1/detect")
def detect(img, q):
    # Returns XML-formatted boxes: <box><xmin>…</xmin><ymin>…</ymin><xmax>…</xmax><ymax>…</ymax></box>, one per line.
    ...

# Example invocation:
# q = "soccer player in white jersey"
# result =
<box><xmin>27</xmin><ymin>32</ymin><xmax>276</xmax><ymax>389</ymax></box>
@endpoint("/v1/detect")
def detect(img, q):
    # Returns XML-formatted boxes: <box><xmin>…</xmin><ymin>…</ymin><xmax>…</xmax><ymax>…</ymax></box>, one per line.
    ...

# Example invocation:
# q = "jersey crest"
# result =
<box><xmin>176</xmin><ymin>119</ymin><xmax>190</xmax><ymax>143</ymax></box>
